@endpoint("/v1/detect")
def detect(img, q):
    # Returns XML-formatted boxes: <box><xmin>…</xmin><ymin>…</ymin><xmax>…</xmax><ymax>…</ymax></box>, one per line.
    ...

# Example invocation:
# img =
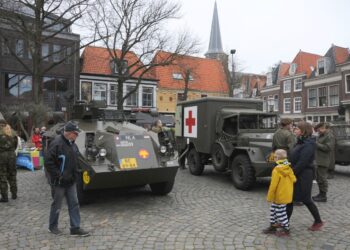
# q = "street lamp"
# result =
<box><xmin>230</xmin><ymin>49</ymin><xmax>236</xmax><ymax>96</ymax></box>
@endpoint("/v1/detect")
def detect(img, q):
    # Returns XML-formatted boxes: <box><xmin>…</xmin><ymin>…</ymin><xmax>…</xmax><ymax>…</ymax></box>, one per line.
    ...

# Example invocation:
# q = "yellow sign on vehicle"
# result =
<box><xmin>120</xmin><ymin>158</ymin><xmax>138</xmax><ymax>169</ymax></box>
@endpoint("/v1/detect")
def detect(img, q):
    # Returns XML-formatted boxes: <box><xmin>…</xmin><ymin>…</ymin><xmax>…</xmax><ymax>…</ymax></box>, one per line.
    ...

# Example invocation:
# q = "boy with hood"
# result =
<box><xmin>263</xmin><ymin>149</ymin><xmax>296</xmax><ymax>236</ymax></box>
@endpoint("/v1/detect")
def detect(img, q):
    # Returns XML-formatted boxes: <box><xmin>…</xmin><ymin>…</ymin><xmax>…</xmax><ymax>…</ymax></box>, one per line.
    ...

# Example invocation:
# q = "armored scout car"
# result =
<box><xmin>330</xmin><ymin>123</ymin><xmax>350</xmax><ymax>165</ymax></box>
<box><xmin>175</xmin><ymin>97</ymin><xmax>277</xmax><ymax>190</ymax></box>
<box><xmin>46</xmin><ymin>102</ymin><xmax>179</xmax><ymax>204</ymax></box>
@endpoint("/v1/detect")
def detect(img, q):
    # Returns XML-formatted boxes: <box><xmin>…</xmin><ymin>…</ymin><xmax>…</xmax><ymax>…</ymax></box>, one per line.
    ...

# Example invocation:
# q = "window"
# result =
<box><xmin>1</xmin><ymin>38</ymin><xmax>10</xmax><ymax>56</ymax></box>
<box><xmin>329</xmin><ymin>85</ymin><xmax>339</xmax><ymax>106</ymax></box>
<box><xmin>346</xmin><ymin>74</ymin><xmax>350</xmax><ymax>93</ymax></box>
<box><xmin>294</xmin><ymin>78</ymin><xmax>302</xmax><ymax>91</ymax></box>
<box><xmin>263</xmin><ymin>97</ymin><xmax>267</xmax><ymax>112</ymax></box>
<box><xmin>42</xmin><ymin>43</ymin><xmax>49</xmax><ymax>61</ymax></box>
<box><xmin>65</xmin><ymin>47</ymin><xmax>71</xmax><ymax>64</ymax></box>
<box><xmin>274</xmin><ymin>95</ymin><xmax>279</xmax><ymax>111</ymax></box>
<box><xmin>308</xmin><ymin>88</ymin><xmax>317</xmax><ymax>107</ymax></box>
<box><xmin>5</xmin><ymin>74</ymin><xmax>32</xmax><ymax>98</ymax></box>
<box><xmin>172</xmin><ymin>73</ymin><xmax>183</xmax><ymax>80</ymax></box>
<box><xmin>109</xmin><ymin>84</ymin><xmax>117</xmax><ymax>105</ymax></box>
<box><xmin>93</xmin><ymin>83</ymin><xmax>107</xmax><ymax>102</ymax></box>
<box><xmin>318</xmin><ymin>59</ymin><xmax>325</xmax><ymax>75</ymax></box>
<box><xmin>53</xmin><ymin>44</ymin><xmax>61</xmax><ymax>62</ymax></box>
<box><xmin>43</xmin><ymin>77</ymin><xmax>68</xmax><ymax>110</ymax></box>
<box><xmin>15</xmin><ymin>39</ymin><xmax>24</xmax><ymax>58</ymax></box>
<box><xmin>294</xmin><ymin>97</ymin><xmax>302</xmax><ymax>113</ymax></box>
<box><xmin>126</xmin><ymin>85</ymin><xmax>138</xmax><ymax>106</ymax></box>
<box><xmin>267</xmin><ymin>95</ymin><xmax>274</xmax><ymax>112</ymax></box>
<box><xmin>114</xmin><ymin>60</ymin><xmax>128</xmax><ymax>75</ymax></box>
<box><xmin>289</xmin><ymin>63</ymin><xmax>297</xmax><ymax>75</ymax></box>
<box><xmin>284</xmin><ymin>98</ymin><xmax>291</xmax><ymax>113</ymax></box>
<box><xmin>142</xmin><ymin>87</ymin><xmax>153</xmax><ymax>107</ymax></box>
<box><xmin>283</xmin><ymin>80</ymin><xmax>291</xmax><ymax>93</ymax></box>
<box><xmin>318</xmin><ymin>87</ymin><xmax>327</xmax><ymax>107</ymax></box>
<box><xmin>80</xmin><ymin>81</ymin><xmax>92</xmax><ymax>103</ymax></box>
<box><xmin>177</xmin><ymin>93</ymin><xmax>185</xmax><ymax>101</ymax></box>
<box><xmin>266</xmin><ymin>72</ymin><xmax>273</xmax><ymax>86</ymax></box>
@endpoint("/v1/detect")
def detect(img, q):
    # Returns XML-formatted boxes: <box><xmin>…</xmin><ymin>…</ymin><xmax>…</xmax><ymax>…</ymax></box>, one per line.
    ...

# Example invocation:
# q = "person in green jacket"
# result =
<box><xmin>272</xmin><ymin>118</ymin><xmax>296</xmax><ymax>156</ymax></box>
<box><xmin>313</xmin><ymin>122</ymin><xmax>335</xmax><ymax>202</ymax></box>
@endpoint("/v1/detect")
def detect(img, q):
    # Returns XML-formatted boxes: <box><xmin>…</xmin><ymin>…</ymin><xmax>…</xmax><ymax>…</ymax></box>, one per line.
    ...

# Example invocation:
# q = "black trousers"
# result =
<box><xmin>286</xmin><ymin>201</ymin><xmax>322</xmax><ymax>224</ymax></box>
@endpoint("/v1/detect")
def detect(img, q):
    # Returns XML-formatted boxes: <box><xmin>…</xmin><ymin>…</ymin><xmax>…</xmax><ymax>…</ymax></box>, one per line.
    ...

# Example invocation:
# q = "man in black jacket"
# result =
<box><xmin>45</xmin><ymin>121</ymin><xmax>89</xmax><ymax>236</ymax></box>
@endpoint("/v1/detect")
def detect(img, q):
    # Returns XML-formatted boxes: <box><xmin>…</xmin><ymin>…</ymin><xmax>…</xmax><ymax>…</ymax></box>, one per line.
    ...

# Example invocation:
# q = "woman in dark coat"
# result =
<box><xmin>287</xmin><ymin>121</ymin><xmax>324</xmax><ymax>231</ymax></box>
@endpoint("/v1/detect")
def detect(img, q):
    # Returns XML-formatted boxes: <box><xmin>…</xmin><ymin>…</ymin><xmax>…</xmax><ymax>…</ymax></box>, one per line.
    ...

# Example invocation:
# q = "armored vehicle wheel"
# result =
<box><xmin>231</xmin><ymin>154</ymin><xmax>256</xmax><ymax>190</ymax></box>
<box><xmin>77</xmin><ymin>174</ymin><xmax>91</xmax><ymax>205</ymax></box>
<box><xmin>187</xmin><ymin>148</ymin><xmax>204</xmax><ymax>175</ymax></box>
<box><xmin>150</xmin><ymin>179</ymin><xmax>175</xmax><ymax>195</ymax></box>
<box><xmin>212</xmin><ymin>144</ymin><xmax>228</xmax><ymax>172</ymax></box>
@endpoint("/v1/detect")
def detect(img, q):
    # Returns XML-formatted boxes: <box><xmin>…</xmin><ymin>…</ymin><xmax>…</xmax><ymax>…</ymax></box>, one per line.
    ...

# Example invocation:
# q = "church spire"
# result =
<box><xmin>205</xmin><ymin>1</ymin><xmax>225</xmax><ymax>59</ymax></box>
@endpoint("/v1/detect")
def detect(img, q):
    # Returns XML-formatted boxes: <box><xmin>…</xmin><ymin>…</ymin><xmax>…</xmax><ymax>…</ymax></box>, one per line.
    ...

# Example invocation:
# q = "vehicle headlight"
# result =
<box><xmin>99</xmin><ymin>148</ymin><xmax>107</xmax><ymax>157</ymax></box>
<box><xmin>160</xmin><ymin>146</ymin><xmax>167</xmax><ymax>153</ymax></box>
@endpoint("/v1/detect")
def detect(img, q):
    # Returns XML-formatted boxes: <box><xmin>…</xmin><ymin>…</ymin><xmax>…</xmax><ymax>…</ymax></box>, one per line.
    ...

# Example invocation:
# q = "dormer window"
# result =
<box><xmin>289</xmin><ymin>63</ymin><xmax>297</xmax><ymax>75</ymax></box>
<box><xmin>112</xmin><ymin>59</ymin><xmax>128</xmax><ymax>76</ymax></box>
<box><xmin>318</xmin><ymin>59</ymin><xmax>325</xmax><ymax>75</ymax></box>
<box><xmin>266</xmin><ymin>72</ymin><xmax>273</xmax><ymax>86</ymax></box>
<box><xmin>172</xmin><ymin>73</ymin><xmax>183</xmax><ymax>80</ymax></box>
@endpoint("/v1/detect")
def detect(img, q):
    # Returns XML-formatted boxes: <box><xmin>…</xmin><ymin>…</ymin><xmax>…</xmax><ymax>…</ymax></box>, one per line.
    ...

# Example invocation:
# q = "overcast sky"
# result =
<box><xmin>172</xmin><ymin>0</ymin><xmax>350</xmax><ymax>74</ymax></box>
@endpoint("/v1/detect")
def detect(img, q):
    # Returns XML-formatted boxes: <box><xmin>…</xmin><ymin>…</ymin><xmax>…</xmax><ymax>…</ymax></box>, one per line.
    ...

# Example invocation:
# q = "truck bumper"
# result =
<box><xmin>82</xmin><ymin>165</ymin><xmax>179</xmax><ymax>190</ymax></box>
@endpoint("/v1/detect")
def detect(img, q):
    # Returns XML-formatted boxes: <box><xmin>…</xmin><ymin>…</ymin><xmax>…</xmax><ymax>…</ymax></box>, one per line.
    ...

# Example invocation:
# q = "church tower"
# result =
<box><xmin>205</xmin><ymin>1</ymin><xmax>227</xmax><ymax>63</ymax></box>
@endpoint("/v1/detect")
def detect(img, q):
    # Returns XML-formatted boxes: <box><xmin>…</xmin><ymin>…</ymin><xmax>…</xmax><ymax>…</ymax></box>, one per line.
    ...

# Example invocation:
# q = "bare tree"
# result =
<box><xmin>176</xmin><ymin>60</ymin><xmax>199</xmax><ymax>101</ymax></box>
<box><xmin>86</xmin><ymin>0</ymin><xmax>199</xmax><ymax>110</ymax></box>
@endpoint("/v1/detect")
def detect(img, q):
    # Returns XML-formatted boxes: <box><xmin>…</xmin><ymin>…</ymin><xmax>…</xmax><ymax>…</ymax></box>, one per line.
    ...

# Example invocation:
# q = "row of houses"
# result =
<box><xmin>261</xmin><ymin>45</ymin><xmax>350</xmax><ymax>124</ymax></box>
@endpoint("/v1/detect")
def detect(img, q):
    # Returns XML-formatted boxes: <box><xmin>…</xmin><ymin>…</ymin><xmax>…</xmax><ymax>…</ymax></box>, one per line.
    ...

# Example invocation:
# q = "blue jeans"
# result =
<box><xmin>49</xmin><ymin>183</ymin><xmax>80</xmax><ymax>230</ymax></box>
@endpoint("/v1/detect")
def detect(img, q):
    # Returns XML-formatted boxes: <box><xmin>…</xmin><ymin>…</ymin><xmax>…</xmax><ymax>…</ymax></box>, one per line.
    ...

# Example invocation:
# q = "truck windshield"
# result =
<box><xmin>239</xmin><ymin>114</ymin><xmax>277</xmax><ymax>129</ymax></box>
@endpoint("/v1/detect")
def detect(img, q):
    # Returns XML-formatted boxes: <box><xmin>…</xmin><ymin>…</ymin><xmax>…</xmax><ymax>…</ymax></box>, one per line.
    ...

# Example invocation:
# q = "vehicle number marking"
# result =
<box><xmin>119</xmin><ymin>158</ymin><xmax>138</xmax><ymax>169</ymax></box>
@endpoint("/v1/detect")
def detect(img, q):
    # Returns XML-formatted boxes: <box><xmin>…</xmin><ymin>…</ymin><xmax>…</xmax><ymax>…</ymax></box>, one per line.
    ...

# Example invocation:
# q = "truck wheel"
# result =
<box><xmin>231</xmin><ymin>154</ymin><xmax>256</xmax><ymax>190</ymax></box>
<box><xmin>150</xmin><ymin>180</ymin><xmax>175</xmax><ymax>195</ymax></box>
<box><xmin>212</xmin><ymin>144</ymin><xmax>228</xmax><ymax>172</ymax></box>
<box><xmin>187</xmin><ymin>148</ymin><xmax>204</xmax><ymax>175</ymax></box>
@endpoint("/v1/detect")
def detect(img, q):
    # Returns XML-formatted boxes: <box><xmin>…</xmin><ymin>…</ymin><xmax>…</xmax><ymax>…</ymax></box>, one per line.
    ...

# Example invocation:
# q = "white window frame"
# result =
<box><xmin>308</xmin><ymin>88</ymin><xmax>317</xmax><ymax>108</ymax></box>
<box><xmin>92</xmin><ymin>82</ymin><xmax>107</xmax><ymax>102</ymax></box>
<box><xmin>289</xmin><ymin>63</ymin><xmax>297</xmax><ymax>75</ymax></box>
<box><xmin>294</xmin><ymin>78</ymin><xmax>302</xmax><ymax>92</ymax></box>
<box><xmin>125</xmin><ymin>84</ymin><xmax>138</xmax><ymax>107</ymax></box>
<box><xmin>273</xmin><ymin>95</ymin><xmax>279</xmax><ymax>112</ymax></box>
<box><xmin>283</xmin><ymin>98</ymin><xmax>291</xmax><ymax>113</ymax></box>
<box><xmin>141</xmin><ymin>86</ymin><xmax>154</xmax><ymax>107</ymax></box>
<box><xmin>328</xmin><ymin>85</ymin><xmax>339</xmax><ymax>107</ymax></box>
<box><xmin>346</xmin><ymin>74</ymin><xmax>350</xmax><ymax>93</ymax></box>
<box><xmin>172</xmin><ymin>73</ymin><xmax>183</xmax><ymax>80</ymax></box>
<box><xmin>318</xmin><ymin>86</ymin><xmax>327</xmax><ymax>107</ymax></box>
<box><xmin>266</xmin><ymin>72</ymin><xmax>273</xmax><ymax>86</ymax></box>
<box><xmin>283</xmin><ymin>80</ymin><xmax>291</xmax><ymax>93</ymax></box>
<box><xmin>317</xmin><ymin>59</ymin><xmax>325</xmax><ymax>75</ymax></box>
<box><xmin>294</xmin><ymin>97</ymin><xmax>302</xmax><ymax>113</ymax></box>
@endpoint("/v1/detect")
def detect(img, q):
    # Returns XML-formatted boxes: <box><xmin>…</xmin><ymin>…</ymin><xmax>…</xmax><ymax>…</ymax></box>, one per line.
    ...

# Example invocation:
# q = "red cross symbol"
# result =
<box><xmin>185</xmin><ymin>110</ymin><xmax>196</xmax><ymax>133</ymax></box>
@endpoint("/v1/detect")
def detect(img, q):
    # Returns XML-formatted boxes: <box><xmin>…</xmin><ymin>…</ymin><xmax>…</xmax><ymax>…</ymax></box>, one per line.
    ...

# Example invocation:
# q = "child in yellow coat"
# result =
<box><xmin>263</xmin><ymin>149</ymin><xmax>296</xmax><ymax>236</ymax></box>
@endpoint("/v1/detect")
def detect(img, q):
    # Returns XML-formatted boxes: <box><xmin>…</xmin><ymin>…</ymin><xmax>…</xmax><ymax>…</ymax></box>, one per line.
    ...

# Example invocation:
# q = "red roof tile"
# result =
<box><xmin>278</xmin><ymin>63</ymin><xmax>290</xmax><ymax>78</ymax></box>
<box><xmin>332</xmin><ymin>45</ymin><xmax>350</xmax><ymax>64</ymax></box>
<box><xmin>81</xmin><ymin>46</ymin><xmax>153</xmax><ymax>79</ymax></box>
<box><xmin>150</xmin><ymin>51</ymin><xmax>228</xmax><ymax>93</ymax></box>
<box><xmin>289</xmin><ymin>51</ymin><xmax>321</xmax><ymax>77</ymax></box>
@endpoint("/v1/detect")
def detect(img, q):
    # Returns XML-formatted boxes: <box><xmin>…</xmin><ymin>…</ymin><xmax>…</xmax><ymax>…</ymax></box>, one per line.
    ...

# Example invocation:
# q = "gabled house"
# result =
<box><xmin>150</xmin><ymin>51</ymin><xmax>229</xmax><ymax>114</ymax></box>
<box><xmin>261</xmin><ymin>62</ymin><xmax>290</xmax><ymax>114</ymax></box>
<box><xmin>304</xmin><ymin>45</ymin><xmax>350</xmax><ymax>122</ymax></box>
<box><xmin>233</xmin><ymin>73</ymin><xmax>266</xmax><ymax>99</ymax></box>
<box><xmin>80</xmin><ymin>46</ymin><xmax>158</xmax><ymax>110</ymax></box>
<box><xmin>279</xmin><ymin>50</ymin><xmax>321</xmax><ymax>120</ymax></box>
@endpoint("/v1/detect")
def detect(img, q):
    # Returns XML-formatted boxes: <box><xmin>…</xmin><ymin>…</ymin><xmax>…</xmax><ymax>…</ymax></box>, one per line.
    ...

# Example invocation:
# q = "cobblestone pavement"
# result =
<box><xmin>1</xmin><ymin>165</ymin><xmax>350</xmax><ymax>250</ymax></box>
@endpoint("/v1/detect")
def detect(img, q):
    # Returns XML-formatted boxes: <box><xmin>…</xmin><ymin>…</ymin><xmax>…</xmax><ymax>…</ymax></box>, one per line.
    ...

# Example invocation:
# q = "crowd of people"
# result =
<box><xmin>264</xmin><ymin>118</ymin><xmax>336</xmax><ymax>237</ymax></box>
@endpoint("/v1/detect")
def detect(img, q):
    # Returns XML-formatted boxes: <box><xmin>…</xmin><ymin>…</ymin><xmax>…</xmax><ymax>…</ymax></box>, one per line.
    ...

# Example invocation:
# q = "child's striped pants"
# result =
<box><xmin>270</xmin><ymin>203</ymin><xmax>289</xmax><ymax>229</ymax></box>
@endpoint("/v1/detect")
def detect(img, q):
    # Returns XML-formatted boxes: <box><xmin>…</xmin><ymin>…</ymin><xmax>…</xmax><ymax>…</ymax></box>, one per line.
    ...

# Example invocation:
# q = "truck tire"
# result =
<box><xmin>150</xmin><ymin>179</ymin><xmax>175</xmax><ymax>195</ymax></box>
<box><xmin>231</xmin><ymin>154</ymin><xmax>256</xmax><ymax>190</ymax></box>
<box><xmin>187</xmin><ymin>148</ymin><xmax>204</xmax><ymax>175</ymax></box>
<box><xmin>212</xmin><ymin>143</ymin><xmax>228</xmax><ymax>172</ymax></box>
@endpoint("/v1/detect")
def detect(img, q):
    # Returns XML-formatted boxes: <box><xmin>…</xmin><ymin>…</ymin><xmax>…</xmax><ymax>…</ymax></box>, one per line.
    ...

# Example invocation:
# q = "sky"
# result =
<box><xmin>170</xmin><ymin>0</ymin><xmax>350</xmax><ymax>74</ymax></box>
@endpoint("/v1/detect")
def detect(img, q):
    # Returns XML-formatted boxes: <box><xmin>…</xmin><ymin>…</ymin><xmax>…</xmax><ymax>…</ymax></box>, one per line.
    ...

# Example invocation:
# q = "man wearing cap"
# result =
<box><xmin>45</xmin><ymin>121</ymin><xmax>90</xmax><ymax>236</ymax></box>
<box><xmin>272</xmin><ymin>118</ymin><xmax>296</xmax><ymax>156</ymax></box>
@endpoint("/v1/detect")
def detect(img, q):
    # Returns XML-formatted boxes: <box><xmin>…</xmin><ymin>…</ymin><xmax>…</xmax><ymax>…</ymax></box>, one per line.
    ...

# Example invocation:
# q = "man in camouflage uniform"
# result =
<box><xmin>0</xmin><ymin>120</ymin><xmax>18</xmax><ymax>202</ymax></box>
<box><xmin>272</xmin><ymin>118</ymin><xmax>296</xmax><ymax>156</ymax></box>
<box><xmin>313</xmin><ymin>122</ymin><xmax>335</xmax><ymax>202</ymax></box>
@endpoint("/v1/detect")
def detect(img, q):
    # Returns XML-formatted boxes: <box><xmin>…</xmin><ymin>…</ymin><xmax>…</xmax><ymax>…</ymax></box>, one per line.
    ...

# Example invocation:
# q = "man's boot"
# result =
<box><xmin>312</xmin><ymin>192</ymin><xmax>327</xmax><ymax>202</ymax></box>
<box><xmin>0</xmin><ymin>195</ymin><xmax>9</xmax><ymax>202</ymax></box>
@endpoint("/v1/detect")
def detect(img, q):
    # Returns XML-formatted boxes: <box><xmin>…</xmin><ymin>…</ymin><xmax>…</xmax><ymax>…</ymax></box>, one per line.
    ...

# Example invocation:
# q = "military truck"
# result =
<box><xmin>45</xmin><ymin>102</ymin><xmax>179</xmax><ymax>204</ymax></box>
<box><xmin>330</xmin><ymin>123</ymin><xmax>350</xmax><ymax>165</ymax></box>
<box><xmin>175</xmin><ymin>97</ymin><xmax>277</xmax><ymax>190</ymax></box>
